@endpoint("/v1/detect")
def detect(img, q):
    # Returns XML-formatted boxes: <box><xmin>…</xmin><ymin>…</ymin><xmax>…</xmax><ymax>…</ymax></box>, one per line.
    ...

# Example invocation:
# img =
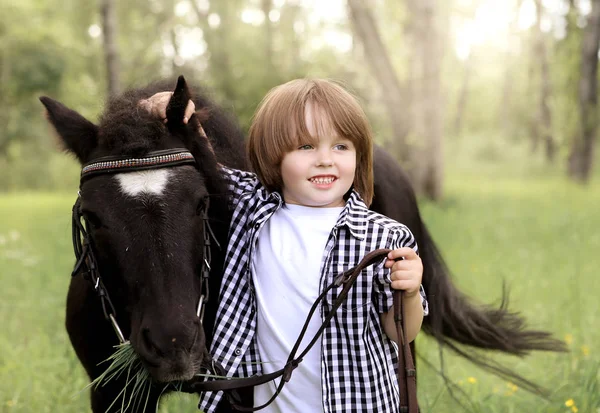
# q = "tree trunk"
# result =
<box><xmin>347</xmin><ymin>0</ymin><xmax>411</xmax><ymax>163</ymax></box>
<box><xmin>262</xmin><ymin>0</ymin><xmax>275</xmax><ymax>73</ymax></box>
<box><xmin>100</xmin><ymin>0</ymin><xmax>120</xmax><ymax>97</ymax></box>
<box><xmin>499</xmin><ymin>0</ymin><xmax>524</xmax><ymax>135</ymax></box>
<box><xmin>189</xmin><ymin>0</ymin><xmax>237</xmax><ymax>104</ymax></box>
<box><xmin>568</xmin><ymin>0</ymin><xmax>600</xmax><ymax>182</ymax></box>
<box><xmin>454</xmin><ymin>54</ymin><xmax>472</xmax><ymax>137</ymax></box>
<box><xmin>170</xmin><ymin>28</ymin><xmax>180</xmax><ymax>74</ymax></box>
<box><xmin>405</xmin><ymin>0</ymin><xmax>444</xmax><ymax>200</ymax></box>
<box><xmin>534</xmin><ymin>0</ymin><xmax>555</xmax><ymax>162</ymax></box>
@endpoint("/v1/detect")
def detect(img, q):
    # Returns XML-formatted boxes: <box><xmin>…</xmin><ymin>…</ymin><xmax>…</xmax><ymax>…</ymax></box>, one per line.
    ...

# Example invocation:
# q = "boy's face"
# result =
<box><xmin>280</xmin><ymin>107</ymin><xmax>356</xmax><ymax>208</ymax></box>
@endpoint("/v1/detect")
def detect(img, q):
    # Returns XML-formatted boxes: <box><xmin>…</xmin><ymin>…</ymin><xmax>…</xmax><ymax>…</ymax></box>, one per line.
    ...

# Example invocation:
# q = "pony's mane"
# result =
<box><xmin>96</xmin><ymin>82</ymin><xmax>185</xmax><ymax>157</ymax></box>
<box><xmin>96</xmin><ymin>81</ymin><xmax>248</xmax><ymax>173</ymax></box>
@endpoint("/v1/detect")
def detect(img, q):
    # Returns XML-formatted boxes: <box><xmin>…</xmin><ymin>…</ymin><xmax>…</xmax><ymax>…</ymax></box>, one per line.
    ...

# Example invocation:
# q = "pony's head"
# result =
<box><xmin>40</xmin><ymin>77</ymin><xmax>222</xmax><ymax>383</ymax></box>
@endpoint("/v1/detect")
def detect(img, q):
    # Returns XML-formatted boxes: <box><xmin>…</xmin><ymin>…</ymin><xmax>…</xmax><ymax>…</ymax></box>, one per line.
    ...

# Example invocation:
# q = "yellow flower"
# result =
<box><xmin>565</xmin><ymin>334</ymin><xmax>573</xmax><ymax>345</ymax></box>
<box><xmin>6</xmin><ymin>400</ymin><xmax>15</xmax><ymax>407</ymax></box>
<box><xmin>467</xmin><ymin>377</ymin><xmax>477</xmax><ymax>384</ymax></box>
<box><xmin>571</xmin><ymin>406</ymin><xmax>578</xmax><ymax>413</ymax></box>
<box><xmin>565</xmin><ymin>399</ymin><xmax>575</xmax><ymax>407</ymax></box>
<box><xmin>581</xmin><ymin>345</ymin><xmax>590</xmax><ymax>357</ymax></box>
<box><xmin>506</xmin><ymin>382</ymin><xmax>518</xmax><ymax>392</ymax></box>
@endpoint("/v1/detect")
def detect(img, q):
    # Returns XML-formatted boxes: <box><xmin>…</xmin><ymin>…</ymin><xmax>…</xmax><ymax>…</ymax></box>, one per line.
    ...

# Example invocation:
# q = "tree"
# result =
<box><xmin>347</xmin><ymin>0</ymin><xmax>410</xmax><ymax>161</ymax></box>
<box><xmin>348</xmin><ymin>0</ymin><xmax>443</xmax><ymax>199</ymax></box>
<box><xmin>101</xmin><ymin>0</ymin><xmax>120</xmax><ymax>96</ymax></box>
<box><xmin>403</xmin><ymin>0</ymin><xmax>444</xmax><ymax>200</ymax></box>
<box><xmin>532</xmin><ymin>0</ymin><xmax>555</xmax><ymax>161</ymax></box>
<box><xmin>568</xmin><ymin>0</ymin><xmax>600</xmax><ymax>182</ymax></box>
<box><xmin>499</xmin><ymin>0</ymin><xmax>524</xmax><ymax>136</ymax></box>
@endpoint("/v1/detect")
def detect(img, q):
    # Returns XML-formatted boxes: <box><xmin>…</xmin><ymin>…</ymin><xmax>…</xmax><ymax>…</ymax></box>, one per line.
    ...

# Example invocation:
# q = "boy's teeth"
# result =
<box><xmin>311</xmin><ymin>177</ymin><xmax>335</xmax><ymax>184</ymax></box>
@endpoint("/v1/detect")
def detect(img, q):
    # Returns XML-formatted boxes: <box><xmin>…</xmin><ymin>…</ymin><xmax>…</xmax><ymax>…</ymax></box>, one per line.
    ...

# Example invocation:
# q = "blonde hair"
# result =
<box><xmin>248</xmin><ymin>78</ymin><xmax>374</xmax><ymax>206</ymax></box>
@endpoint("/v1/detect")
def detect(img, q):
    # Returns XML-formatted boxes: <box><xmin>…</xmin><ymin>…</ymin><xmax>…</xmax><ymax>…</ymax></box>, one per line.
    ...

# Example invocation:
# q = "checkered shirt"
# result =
<box><xmin>198</xmin><ymin>167</ymin><xmax>428</xmax><ymax>413</ymax></box>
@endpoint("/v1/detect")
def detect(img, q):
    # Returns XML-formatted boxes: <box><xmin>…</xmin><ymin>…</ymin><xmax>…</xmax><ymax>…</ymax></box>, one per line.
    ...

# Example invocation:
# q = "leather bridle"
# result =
<box><xmin>70</xmin><ymin>148</ymin><xmax>418</xmax><ymax>412</ymax></box>
<box><xmin>71</xmin><ymin>148</ymin><xmax>214</xmax><ymax>345</ymax></box>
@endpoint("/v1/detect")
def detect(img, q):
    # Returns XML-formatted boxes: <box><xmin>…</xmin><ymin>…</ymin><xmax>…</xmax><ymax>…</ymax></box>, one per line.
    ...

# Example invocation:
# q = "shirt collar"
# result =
<box><xmin>334</xmin><ymin>189</ymin><xmax>368</xmax><ymax>240</ymax></box>
<box><xmin>265</xmin><ymin>188</ymin><xmax>368</xmax><ymax>240</ymax></box>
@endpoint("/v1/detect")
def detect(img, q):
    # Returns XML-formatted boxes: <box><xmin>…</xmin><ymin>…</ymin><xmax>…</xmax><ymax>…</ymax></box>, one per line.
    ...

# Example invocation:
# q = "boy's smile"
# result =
<box><xmin>309</xmin><ymin>175</ymin><xmax>337</xmax><ymax>186</ymax></box>
<box><xmin>280</xmin><ymin>106</ymin><xmax>356</xmax><ymax>208</ymax></box>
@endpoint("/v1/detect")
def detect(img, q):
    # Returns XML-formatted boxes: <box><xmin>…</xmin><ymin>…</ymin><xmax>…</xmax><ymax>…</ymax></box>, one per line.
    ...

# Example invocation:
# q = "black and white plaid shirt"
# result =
<box><xmin>198</xmin><ymin>167</ymin><xmax>428</xmax><ymax>413</ymax></box>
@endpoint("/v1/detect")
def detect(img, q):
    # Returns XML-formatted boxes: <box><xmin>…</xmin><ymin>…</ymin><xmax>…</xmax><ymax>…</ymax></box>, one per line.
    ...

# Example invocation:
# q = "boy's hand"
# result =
<box><xmin>139</xmin><ymin>92</ymin><xmax>196</xmax><ymax>124</ymax></box>
<box><xmin>384</xmin><ymin>247</ymin><xmax>423</xmax><ymax>297</ymax></box>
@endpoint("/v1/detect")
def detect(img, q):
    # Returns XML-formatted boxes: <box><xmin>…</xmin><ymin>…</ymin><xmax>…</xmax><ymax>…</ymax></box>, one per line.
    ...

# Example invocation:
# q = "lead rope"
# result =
<box><xmin>394</xmin><ymin>288</ymin><xmax>419</xmax><ymax>413</ymax></box>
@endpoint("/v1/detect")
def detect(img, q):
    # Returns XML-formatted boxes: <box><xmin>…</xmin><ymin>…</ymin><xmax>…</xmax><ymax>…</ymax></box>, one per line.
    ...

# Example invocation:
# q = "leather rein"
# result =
<box><xmin>71</xmin><ymin>148</ymin><xmax>418</xmax><ymax>413</ymax></box>
<box><xmin>191</xmin><ymin>248</ymin><xmax>418</xmax><ymax>413</ymax></box>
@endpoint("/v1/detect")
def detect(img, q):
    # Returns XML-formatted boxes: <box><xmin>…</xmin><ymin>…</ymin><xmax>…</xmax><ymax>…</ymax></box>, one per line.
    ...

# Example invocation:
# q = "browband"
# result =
<box><xmin>81</xmin><ymin>148</ymin><xmax>195</xmax><ymax>180</ymax></box>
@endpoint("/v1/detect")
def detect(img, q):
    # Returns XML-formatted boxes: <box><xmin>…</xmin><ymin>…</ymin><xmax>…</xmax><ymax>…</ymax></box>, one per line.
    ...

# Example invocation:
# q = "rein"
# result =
<box><xmin>71</xmin><ymin>148</ymin><xmax>215</xmax><ymax>345</ymax></box>
<box><xmin>190</xmin><ymin>249</ymin><xmax>418</xmax><ymax>413</ymax></box>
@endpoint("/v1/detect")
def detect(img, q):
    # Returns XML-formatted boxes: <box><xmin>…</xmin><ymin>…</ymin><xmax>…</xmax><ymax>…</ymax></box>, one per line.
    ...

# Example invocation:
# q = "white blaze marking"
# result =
<box><xmin>115</xmin><ymin>170</ymin><xmax>171</xmax><ymax>197</ymax></box>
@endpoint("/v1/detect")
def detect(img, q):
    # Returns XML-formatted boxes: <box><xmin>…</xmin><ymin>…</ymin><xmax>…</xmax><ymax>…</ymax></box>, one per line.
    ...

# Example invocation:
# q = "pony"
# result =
<box><xmin>40</xmin><ymin>77</ymin><xmax>565</xmax><ymax>412</ymax></box>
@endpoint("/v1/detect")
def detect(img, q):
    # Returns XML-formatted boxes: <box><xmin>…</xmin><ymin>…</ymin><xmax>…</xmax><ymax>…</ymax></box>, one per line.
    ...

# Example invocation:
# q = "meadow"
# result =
<box><xmin>1</xmin><ymin>149</ymin><xmax>599</xmax><ymax>413</ymax></box>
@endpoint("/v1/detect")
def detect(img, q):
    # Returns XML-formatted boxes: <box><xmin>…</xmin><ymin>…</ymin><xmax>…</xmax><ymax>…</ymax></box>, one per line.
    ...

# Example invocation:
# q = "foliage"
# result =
<box><xmin>1</xmin><ymin>0</ymin><xmax>598</xmax><ymax>190</ymax></box>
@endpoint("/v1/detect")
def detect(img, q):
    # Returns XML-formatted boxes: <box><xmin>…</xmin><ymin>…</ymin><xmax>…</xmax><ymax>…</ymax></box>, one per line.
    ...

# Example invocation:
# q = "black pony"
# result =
<box><xmin>40</xmin><ymin>77</ymin><xmax>565</xmax><ymax>412</ymax></box>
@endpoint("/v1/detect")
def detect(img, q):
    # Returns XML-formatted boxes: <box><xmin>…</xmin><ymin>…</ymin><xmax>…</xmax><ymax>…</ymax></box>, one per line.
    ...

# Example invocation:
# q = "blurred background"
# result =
<box><xmin>1</xmin><ymin>0</ymin><xmax>599</xmax><ymax>412</ymax></box>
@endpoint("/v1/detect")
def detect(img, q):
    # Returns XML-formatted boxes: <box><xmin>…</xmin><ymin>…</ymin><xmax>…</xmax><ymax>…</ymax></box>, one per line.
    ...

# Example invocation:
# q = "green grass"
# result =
<box><xmin>1</xmin><ymin>165</ymin><xmax>598</xmax><ymax>412</ymax></box>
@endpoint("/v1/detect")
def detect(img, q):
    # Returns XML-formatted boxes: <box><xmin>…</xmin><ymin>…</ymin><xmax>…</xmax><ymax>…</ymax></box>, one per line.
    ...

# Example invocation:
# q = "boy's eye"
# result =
<box><xmin>298</xmin><ymin>144</ymin><xmax>313</xmax><ymax>150</ymax></box>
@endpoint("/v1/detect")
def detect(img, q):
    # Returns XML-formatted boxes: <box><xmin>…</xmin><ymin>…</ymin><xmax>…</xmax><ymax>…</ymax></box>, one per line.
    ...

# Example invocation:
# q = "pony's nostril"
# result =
<box><xmin>141</xmin><ymin>327</ymin><xmax>163</xmax><ymax>358</ymax></box>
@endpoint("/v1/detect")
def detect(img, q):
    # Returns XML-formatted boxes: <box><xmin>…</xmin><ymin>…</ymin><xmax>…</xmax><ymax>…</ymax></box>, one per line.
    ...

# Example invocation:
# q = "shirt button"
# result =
<box><xmin>235</xmin><ymin>348</ymin><xmax>242</xmax><ymax>356</ymax></box>
<box><xmin>254</xmin><ymin>223</ymin><xmax>260</xmax><ymax>229</ymax></box>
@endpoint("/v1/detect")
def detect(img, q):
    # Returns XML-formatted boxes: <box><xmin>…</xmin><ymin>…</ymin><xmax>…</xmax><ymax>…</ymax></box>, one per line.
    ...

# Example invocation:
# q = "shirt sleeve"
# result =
<box><xmin>219</xmin><ymin>165</ymin><xmax>261</xmax><ymax>209</ymax></box>
<box><xmin>372</xmin><ymin>225</ymin><xmax>429</xmax><ymax>316</ymax></box>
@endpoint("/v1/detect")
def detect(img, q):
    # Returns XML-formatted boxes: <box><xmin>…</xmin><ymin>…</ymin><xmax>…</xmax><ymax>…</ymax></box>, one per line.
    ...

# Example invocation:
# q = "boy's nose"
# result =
<box><xmin>316</xmin><ymin>149</ymin><xmax>333</xmax><ymax>166</ymax></box>
<box><xmin>317</xmin><ymin>158</ymin><xmax>333</xmax><ymax>167</ymax></box>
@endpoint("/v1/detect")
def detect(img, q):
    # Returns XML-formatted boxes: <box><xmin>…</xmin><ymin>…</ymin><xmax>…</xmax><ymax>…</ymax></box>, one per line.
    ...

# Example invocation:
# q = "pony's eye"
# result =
<box><xmin>83</xmin><ymin>211</ymin><xmax>103</xmax><ymax>230</ymax></box>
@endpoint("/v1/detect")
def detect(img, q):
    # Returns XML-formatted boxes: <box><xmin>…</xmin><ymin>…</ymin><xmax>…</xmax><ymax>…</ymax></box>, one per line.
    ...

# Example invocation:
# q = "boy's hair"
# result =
<box><xmin>248</xmin><ymin>78</ymin><xmax>374</xmax><ymax>206</ymax></box>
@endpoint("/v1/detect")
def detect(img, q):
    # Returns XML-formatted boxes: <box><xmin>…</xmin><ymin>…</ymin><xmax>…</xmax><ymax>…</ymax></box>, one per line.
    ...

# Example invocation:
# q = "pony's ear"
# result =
<box><xmin>166</xmin><ymin>75</ymin><xmax>192</xmax><ymax>132</ymax></box>
<box><xmin>39</xmin><ymin>97</ymin><xmax>98</xmax><ymax>164</ymax></box>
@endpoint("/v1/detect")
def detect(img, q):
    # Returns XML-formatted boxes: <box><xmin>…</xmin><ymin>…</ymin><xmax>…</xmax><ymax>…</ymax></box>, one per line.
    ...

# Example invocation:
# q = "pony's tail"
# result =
<box><xmin>418</xmin><ymin>223</ymin><xmax>568</xmax><ymax>395</ymax></box>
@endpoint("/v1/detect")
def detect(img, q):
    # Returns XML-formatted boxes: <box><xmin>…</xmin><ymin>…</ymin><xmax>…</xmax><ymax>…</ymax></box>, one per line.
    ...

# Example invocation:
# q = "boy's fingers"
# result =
<box><xmin>139</xmin><ymin>99</ymin><xmax>151</xmax><ymax>112</ymax></box>
<box><xmin>184</xmin><ymin>101</ymin><xmax>196</xmax><ymax>123</ymax></box>
<box><xmin>391</xmin><ymin>261</ymin><xmax>415</xmax><ymax>273</ymax></box>
<box><xmin>387</xmin><ymin>247</ymin><xmax>417</xmax><ymax>261</ymax></box>
<box><xmin>390</xmin><ymin>279</ymin><xmax>418</xmax><ymax>293</ymax></box>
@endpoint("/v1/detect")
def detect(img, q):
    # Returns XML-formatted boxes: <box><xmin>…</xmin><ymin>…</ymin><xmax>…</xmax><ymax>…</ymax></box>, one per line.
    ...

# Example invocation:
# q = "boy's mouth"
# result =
<box><xmin>309</xmin><ymin>176</ymin><xmax>337</xmax><ymax>184</ymax></box>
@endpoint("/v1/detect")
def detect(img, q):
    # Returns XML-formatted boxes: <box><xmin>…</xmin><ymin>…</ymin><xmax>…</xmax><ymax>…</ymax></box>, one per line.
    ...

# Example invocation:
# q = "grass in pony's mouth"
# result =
<box><xmin>87</xmin><ymin>342</ymin><xmax>231</xmax><ymax>413</ymax></box>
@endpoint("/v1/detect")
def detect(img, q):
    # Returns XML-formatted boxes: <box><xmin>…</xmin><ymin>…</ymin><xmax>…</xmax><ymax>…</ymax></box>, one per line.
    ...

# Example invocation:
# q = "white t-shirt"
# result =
<box><xmin>252</xmin><ymin>204</ymin><xmax>344</xmax><ymax>412</ymax></box>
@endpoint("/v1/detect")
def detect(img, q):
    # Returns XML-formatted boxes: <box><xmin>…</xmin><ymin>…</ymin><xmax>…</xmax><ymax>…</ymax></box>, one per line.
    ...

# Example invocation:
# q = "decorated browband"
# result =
<box><xmin>80</xmin><ymin>149</ymin><xmax>196</xmax><ymax>180</ymax></box>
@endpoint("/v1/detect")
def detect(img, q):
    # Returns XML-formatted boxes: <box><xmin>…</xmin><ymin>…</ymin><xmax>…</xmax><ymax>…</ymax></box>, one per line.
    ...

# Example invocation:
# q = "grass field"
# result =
<box><xmin>1</xmin><ymin>161</ymin><xmax>599</xmax><ymax>412</ymax></box>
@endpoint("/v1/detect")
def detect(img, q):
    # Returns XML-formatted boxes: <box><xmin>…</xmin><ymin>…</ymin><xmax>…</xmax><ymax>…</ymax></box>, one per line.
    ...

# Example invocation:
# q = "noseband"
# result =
<box><xmin>71</xmin><ymin>148</ymin><xmax>217</xmax><ymax>344</ymax></box>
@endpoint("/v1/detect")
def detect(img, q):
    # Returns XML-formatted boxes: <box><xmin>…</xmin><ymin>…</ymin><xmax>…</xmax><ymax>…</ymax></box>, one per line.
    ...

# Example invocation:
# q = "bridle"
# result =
<box><xmin>70</xmin><ymin>148</ymin><xmax>418</xmax><ymax>413</ymax></box>
<box><xmin>71</xmin><ymin>148</ymin><xmax>216</xmax><ymax>345</ymax></box>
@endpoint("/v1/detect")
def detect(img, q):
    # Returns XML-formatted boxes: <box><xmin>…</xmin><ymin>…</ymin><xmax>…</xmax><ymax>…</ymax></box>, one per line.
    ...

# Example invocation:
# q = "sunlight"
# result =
<box><xmin>454</xmin><ymin>0</ymin><xmax>537</xmax><ymax>60</ymax></box>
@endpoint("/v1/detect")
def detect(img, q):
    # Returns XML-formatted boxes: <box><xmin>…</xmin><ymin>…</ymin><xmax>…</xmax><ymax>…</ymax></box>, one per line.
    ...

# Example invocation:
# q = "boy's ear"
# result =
<box><xmin>39</xmin><ymin>97</ymin><xmax>98</xmax><ymax>164</ymax></box>
<box><xmin>166</xmin><ymin>75</ymin><xmax>192</xmax><ymax>132</ymax></box>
